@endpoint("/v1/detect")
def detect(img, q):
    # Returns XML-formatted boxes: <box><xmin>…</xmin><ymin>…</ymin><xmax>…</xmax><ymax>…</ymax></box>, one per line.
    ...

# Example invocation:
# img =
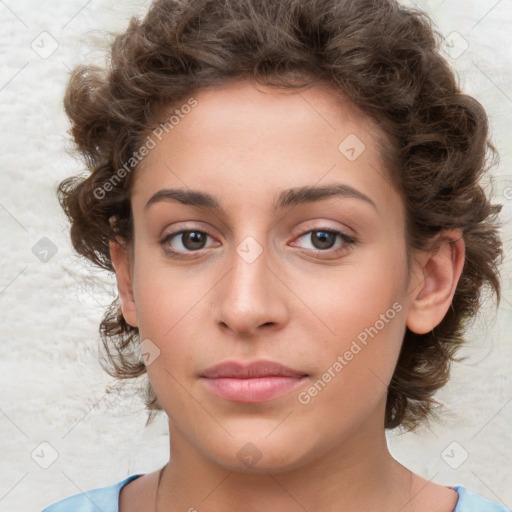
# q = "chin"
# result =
<box><xmin>203</xmin><ymin>434</ymin><xmax>316</xmax><ymax>475</ymax></box>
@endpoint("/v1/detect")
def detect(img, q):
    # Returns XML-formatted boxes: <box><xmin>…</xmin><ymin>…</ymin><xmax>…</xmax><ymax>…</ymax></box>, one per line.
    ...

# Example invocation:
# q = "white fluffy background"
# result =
<box><xmin>0</xmin><ymin>1</ymin><xmax>510</xmax><ymax>511</ymax></box>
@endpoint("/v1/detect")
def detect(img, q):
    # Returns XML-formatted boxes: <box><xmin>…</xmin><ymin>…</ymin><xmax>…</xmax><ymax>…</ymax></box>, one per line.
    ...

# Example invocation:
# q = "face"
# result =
<box><xmin>116</xmin><ymin>80</ymin><xmax>422</xmax><ymax>472</ymax></box>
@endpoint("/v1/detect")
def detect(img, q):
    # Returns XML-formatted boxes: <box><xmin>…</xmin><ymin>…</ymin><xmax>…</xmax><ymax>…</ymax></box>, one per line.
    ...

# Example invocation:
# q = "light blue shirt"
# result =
<box><xmin>41</xmin><ymin>475</ymin><xmax>510</xmax><ymax>512</ymax></box>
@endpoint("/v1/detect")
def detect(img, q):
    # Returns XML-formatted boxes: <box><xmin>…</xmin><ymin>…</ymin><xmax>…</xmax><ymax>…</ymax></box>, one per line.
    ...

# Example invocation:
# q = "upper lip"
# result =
<box><xmin>200</xmin><ymin>360</ymin><xmax>307</xmax><ymax>379</ymax></box>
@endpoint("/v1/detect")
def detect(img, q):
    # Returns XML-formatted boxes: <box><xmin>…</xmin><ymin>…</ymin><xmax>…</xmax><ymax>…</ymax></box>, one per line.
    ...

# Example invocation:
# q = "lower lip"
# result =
<box><xmin>201</xmin><ymin>376</ymin><xmax>307</xmax><ymax>403</ymax></box>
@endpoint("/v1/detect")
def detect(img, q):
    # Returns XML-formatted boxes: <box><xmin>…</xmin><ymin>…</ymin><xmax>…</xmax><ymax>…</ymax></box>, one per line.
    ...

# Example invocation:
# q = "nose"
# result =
<box><xmin>213</xmin><ymin>237</ymin><xmax>289</xmax><ymax>337</ymax></box>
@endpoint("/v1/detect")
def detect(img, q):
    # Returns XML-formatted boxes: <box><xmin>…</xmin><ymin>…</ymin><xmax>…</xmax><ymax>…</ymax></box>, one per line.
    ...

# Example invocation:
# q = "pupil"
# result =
<box><xmin>312</xmin><ymin>231</ymin><xmax>335</xmax><ymax>249</ymax></box>
<box><xmin>184</xmin><ymin>231</ymin><xmax>205</xmax><ymax>250</ymax></box>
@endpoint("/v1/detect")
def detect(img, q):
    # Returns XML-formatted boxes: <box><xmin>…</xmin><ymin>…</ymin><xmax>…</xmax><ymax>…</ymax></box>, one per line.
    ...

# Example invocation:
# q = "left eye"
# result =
<box><xmin>293</xmin><ymin>229</ymin><xmax>355</xmax><ymax>252</ymax></box>
<box><xmin>161</xmin><ymin>230</ymin><xmax>215</xmax><ymax>253</ymax></box>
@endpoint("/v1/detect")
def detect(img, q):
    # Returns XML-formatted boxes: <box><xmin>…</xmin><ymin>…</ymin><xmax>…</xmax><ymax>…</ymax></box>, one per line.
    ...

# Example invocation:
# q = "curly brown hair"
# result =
<box><xmin>58</xmin><ymin>0</ymin><xmax>503</xmax><ymax>431</ymax></box>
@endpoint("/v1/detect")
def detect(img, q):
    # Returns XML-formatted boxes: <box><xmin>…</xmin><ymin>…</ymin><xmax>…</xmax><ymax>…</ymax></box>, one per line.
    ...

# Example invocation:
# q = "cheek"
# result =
<box><xmin>134</xmin><ymin>281</ymin><xmax>205</xmax><ymax>378</ymax></box>
<box><xmin>131</xmin><ymin>252</ymin><xmax>211</xmax><ymax>380</ymax></box>
<box><xmin>298</xmin><ymin>243</ymin><xmax>408</xmax><ymax>394</ymax></box>
<box><xmin>296</xmin><ymin>306</ymin><xmax>407</xmax><ymax>441</ymax></box>
<box><xmin>131</xmin><ymin>247</ymin><xmax>203</xmax><ymax>337</ymax></box>
<box><xmin>295</xmin><ymin>241</ymin><xmax>407</xmax><ymax>343</ymax></box>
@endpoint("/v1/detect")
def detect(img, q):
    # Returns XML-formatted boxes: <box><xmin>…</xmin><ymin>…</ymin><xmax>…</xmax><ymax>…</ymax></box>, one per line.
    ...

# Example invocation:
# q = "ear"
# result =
<box><xmin>406</xmin><ymin>229</ymin><xmax>465</xmax><ymax>335</ymax></box>
<box><xmin>109</xmin><ymin>239</ymin><xmax>138</xmax><ymax>328</ymax></box>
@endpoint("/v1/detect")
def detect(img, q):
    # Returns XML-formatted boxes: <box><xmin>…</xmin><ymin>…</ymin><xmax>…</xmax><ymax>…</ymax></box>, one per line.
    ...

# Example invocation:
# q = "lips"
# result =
<box><xmin>199</xmin><ymin>360</ymin><xmax>307</xmax><ymax>379</ymax></box>
<box><xmin>199</xmin><ymin>360</ymin><xmax>308</xmax><ymax>403</ymax></box>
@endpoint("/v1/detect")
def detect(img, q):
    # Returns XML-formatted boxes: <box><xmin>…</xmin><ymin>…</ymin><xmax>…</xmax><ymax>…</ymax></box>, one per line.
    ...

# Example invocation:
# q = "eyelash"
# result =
<box><xmin>159</xmin><ymin>227</ymin><xmax>357</xmax><ymax>260</ymax></box>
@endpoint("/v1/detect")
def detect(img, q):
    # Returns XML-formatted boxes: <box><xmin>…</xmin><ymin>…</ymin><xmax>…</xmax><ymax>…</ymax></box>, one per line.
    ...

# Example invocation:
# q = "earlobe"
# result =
<box><xmin>406</xmin><ymin>230</ymin><xmax>465</xmax><ymax>335</ymax></box>
<box><xmin>109</xmin><ymin>239</ymin><xmax>139</xmax><ymax>328</ymax></box>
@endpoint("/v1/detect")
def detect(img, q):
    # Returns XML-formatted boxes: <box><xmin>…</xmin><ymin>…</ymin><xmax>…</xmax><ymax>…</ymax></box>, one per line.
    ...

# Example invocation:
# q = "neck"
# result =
<box><xmin>155</xmin><ymin>418</ymin><xmax>414</xmax><ymax>512</ymax></box>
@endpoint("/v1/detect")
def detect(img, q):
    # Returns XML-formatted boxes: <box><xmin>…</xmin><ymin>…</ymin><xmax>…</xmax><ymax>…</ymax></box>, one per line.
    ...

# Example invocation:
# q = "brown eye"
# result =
<box><xmin>180</xmin><ymin>231</ymin><xmax>208</xmax><ymax>250</ymax></box>
<box><xmin>295</xmin><ymin>229</ymin><xmax>354</xmax><ymax>251</ymax></box>
<box><xmin>291</xmin><ymin>228</ymin><xmax>356</xmax><ymax>259</ymax></box>
<box><xmin>160</xmin><ymin>230</ymin><xmax>214</xmax><ymax>257</ymax></box>
<box><xmin>309</xmin><ymin>231</ymin><xmax>337</xmax><ymax>250</ymax></box>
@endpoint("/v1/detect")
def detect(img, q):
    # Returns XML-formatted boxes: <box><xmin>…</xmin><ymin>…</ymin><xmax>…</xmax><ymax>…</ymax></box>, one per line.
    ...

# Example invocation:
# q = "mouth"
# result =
<box><xmin>199</xmin><ymin>360</ymin><xmax>309</xmax><ymax>403</ymax></box>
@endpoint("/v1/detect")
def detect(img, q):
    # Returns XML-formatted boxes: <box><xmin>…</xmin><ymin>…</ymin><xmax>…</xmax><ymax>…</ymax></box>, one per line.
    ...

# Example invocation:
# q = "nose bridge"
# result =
<box><xmin>228</xmin><ymin>233</ymin><xmax>271</xmax><ymax>311</ymax></box>
<box><xmin>215</xmin><ymin>232</ymin><xmax>286</xmax><ymax>334</ymax></box>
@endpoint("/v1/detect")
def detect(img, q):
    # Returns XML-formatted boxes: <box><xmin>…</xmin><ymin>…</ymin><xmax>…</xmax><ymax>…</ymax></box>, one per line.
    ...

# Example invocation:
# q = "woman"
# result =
<box><xmin>42</xmin><ymin>0</ymin><xmax>508</xmax><ymax>510</ymax></box>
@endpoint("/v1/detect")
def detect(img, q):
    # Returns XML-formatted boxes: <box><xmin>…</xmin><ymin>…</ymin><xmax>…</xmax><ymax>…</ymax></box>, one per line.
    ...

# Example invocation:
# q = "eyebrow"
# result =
<box><xmin>144</xmin><ymin>183</ymin><xmax>378</xmax><ymax>213</ymax></box>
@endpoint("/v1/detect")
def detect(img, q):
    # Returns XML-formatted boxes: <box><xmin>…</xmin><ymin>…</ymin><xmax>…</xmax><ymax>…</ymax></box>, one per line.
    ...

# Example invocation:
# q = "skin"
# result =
<box><xmin>112</xmin><ymin>79</ymin><xmax>465</xmax><ymax>512</ymax></box>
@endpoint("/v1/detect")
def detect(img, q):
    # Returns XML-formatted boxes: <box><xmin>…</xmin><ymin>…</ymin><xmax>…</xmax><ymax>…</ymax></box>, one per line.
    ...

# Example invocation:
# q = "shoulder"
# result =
<box><xmin>40</xmin><ymin>474</ymin><xmax>144</xmax><ymax>512</ymax></box>
<box><xmin>454</xmin><ymin>486</ymin><xmax>511</xmax><ymax>512</ymax></box>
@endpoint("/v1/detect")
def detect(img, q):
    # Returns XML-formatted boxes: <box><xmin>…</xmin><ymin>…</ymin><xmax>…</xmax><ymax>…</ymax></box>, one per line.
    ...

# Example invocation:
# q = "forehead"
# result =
<box><xmin>131</xmin><ymin>79</ymin><xmax>400</xmax><ymax>220</ymax></box>
<box><xmin>155</xmin><ymin>79</ymin><xmax>380</xmax><ymax>150</ymax></box>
